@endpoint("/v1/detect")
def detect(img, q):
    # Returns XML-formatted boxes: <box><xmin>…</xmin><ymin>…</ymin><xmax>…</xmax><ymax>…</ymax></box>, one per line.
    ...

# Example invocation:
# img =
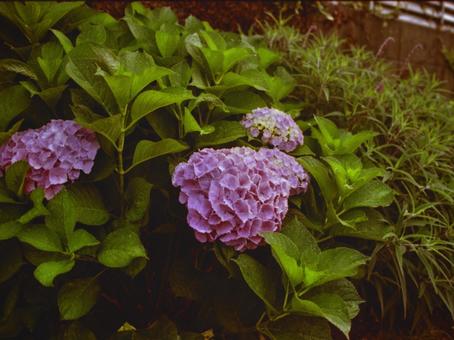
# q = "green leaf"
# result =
<box><xmin>257</xmin><ymin>47</ymin><xmax>280</xmax><ymax>69</ymax></box>
<box><xmin>281</xmin><ymin>217</ymin><xmax>320</xmax><ymax>268</ymax></box>
<box><xmin>0</xmin><ymin>221</ymin><xmax>24</xmax><ymax>241</ymax></box>
<box><xmin>222</xmin><ymin>91</ymin><xmax>266</xmax><ymax>114</ymax></box>
<box><xmin>5</xmin><ymin>161</ymin><xmax>29</xmax><ymax>197</ymax></box>
<box><xmin>17</xmin><ymin>225</ymin><xmax>63</xmax><ymax>252</ymax></box>
<box><xmin>68</xmin><ymin>229</ymin><xmax>99</xmax><ymax>253</ymax></box>
<box><xmin>51</xmin><ymin>29</ymin><xmax>74</xmax><ymax>53</ymax></box>
<box><xmin>222</xmin><ymin>47</ymin><xmax>252</xmax><ymax>73</ymax></box>
<box><xmin>156</xmin><ymin>29</ymin><xmax>180</xmax><ymax>57</ymax></box>
<box><xmin>299</xmin><ymin>156</ymin><xmax>337</xmax><ymax>204</ymax></box>
<box><xmin>331</xmin><ymin>210</ymin><xmax>393</xmax><ymax>241</ymax></box>
<box><xmin>0</xmin><ymin>241</ymin><xmax>23</xmax><ymax>284</ymax></box>
<box><xmin>183</xmin><ymin>108</ymin><xmax>202</xmax><ymax>135</ymax></box>
<box><xmin>0</xmin><ymin>85</ymin><xmax>30</xmax><ymax>131</ymax></box>
<box><xmin>97</xmin><ymin>228</ymin><xmax>147</xmax><ymax>268</ymax></box>
<box><xmin>34</xmin><ymin>259</ymin><xmax>75</xmax><ymax>287</ymax></box>
<box><xmin>45</xmin><ymin>189</ymin><xmax>77</xmax><ymax>239</ymax></box>
<box><xmin>262</xmin><ymin>232</ymin><xmax>304</xmax><ymax>287</ymax></box>
<box><xmin>37</xmin><ymin>85</ymin><xmax>68</xmax><ymax>111</ymax></box>
<box><xmin>343</xmin><ymin>180</ymin><xmax>394</xmax><ymax>210</ymax></box>
<box><xmin>130</xmin><ymin>138</ymin><xmax>189</xmax><ymax>172</ymax></box>
<box><xmin>234</xmin><ymin>254</ymin><xmax>279</xmax><ymax>312</ymax></box>
<box><xmin>309</xmin><ymin>279</ymin><xmax>363</xmax><ymax>320</ymax></box>
<box><xmin>99</xmin><ymin>51</ymin><xmax>173</xmax><ymax>110</ymax></box>
<box><xmin>0</xmin><ymin>59</ymin><xmax>38</xmax><ymax>80</ymax></box>
<box><xmin>314</xmin><ymin>116</ymin><xmax>339</xmax><ymax>143</ymax></box>
<box><xmin>266</xmin><ymin>315</ymin><xmax>331</xmax><ymax>340</ymax></box>
<box><xmin>130</xmin><ymin>88</ymin><xmax>194</xmax><ymax>129</ymax></box>
<box><xmin>37</xmin><ymin>41</ymin><xmax>64</xmax><ymax>83</ymax></box>
<box><xmin>18</xmin><ymin>189</ymin><xmax>49</xmax><ymax>224</ymax></box>
<box><xmin>80</xmin><ymin>114</ymin><xmax>121</xmax><ymax>147</ymax></box>
<box><xmin>58</xmin><ymin>277</ymin><xmax>100</xmax><ymax>320</ymax></box>
<box><xmin>196</xmin><ymin>120</ymin><xmax>246</xmax><ymax>147</ymax></box>
<box><xmin>124</xmin><ymin>178</ymin><xmax>153</xmax><ymax>226</ymax></box>
<box><xmin>339</xmin><ymin>130</ymin><xmax>376</xmax><ymax>154</ymax></box>
<box><xmin>67</xmin><ymin>185</ymin><xmax>109</xmax><ymax>226</ymax></box>
<box><xmin>316</xmin><ymin>247</ymin><xmax>368</xmax><ymax>285</ymax></box>
<box><xmin>0</xmin><ymin>119</ymin><xmax>23</xmax><ymax>146</ymax></box>
<box><xmin>290</xmin><ymin>293</ymin><xmax>351</xmax><ymax>338</ymax></box>
<box><xmin>66</xmin><ymin>43</ymin><xmax>119</xmax><ymax>114</ymax></box>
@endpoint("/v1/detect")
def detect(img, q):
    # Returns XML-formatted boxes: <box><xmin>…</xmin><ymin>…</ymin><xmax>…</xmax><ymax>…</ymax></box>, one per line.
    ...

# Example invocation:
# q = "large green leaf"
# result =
<box><xmin>182</xmin><ymin>107</ymin><xmax>202</xmax><ymax>135</ymax></box>
<box><xmin>45</xmin><ymin>189</ymin><xmax>77</xmax><ymax>239</ymax></box>
<box><xmin>97</xmin><ymin>228</ymin><xmax>147</xmax><ymax>268</ymax></box>
<box><xmin>5</xmin><ymin>161</ymin><xmax>29</xmax><ymax>197</ymax></box>
<box><xmin>58</xmin><ymin>277</ymin><xmax>100</xmax><ymax>320</ymax></box>
<box><xmin>124</xmin><ymin>178</ymin><xmax>153</xmax><ymax>226</ymax></box>
<box><xmin>156</xmin><ymin>29</ymin><xmax>180</xmax><ymax>58</ymax></box>
<box><xmin>308</xmin><ymin>279</ymin><xmax>363</xmax><ymax>320</ymax></box>
<box><xmin>195</xmin><ymin>120</ymin><xmax>245</xmax><ymax>147</ymax></box>
<box><xmin>0</xmin><ymin>2</ymin><xmax>83</xmax><ymax>43</ymax></box>
<box><xmin>262</xmin><ymin>232</ymin><xmax>304</xmax><ymax>287</ymax></box>
<box><xmin>130</xmin><ymin>88</ymin><xmax>194</xmax><ymax>129</ymax></box>
<box><xmin>0</xmin><ymin>221</ymin><xmax>24</xmax><ymax>241</ymax></box>
<box><xmin>17</xmin><ymin>225</ymin><xmax>63</xmax><ymax>253</ymax></box>
<box><xmin>129</xmin><ymin>138</ymin><xmax>189</xmax><ymax>172</ymax></box>
<box><xmin>290</xmin><ymin>293</ymin><xmax>351</xmax><ymax>338</ymax></box>
<box><xmin>51</xmin><ymin>29</ymin><xmax>74</xmax><ymax>53</ymax></box>
<box><xmin>0</xmin><ymin>59</ymin><xmax>38</xmax><ymax>80</ymax></box>
<box><xmin>67</xmin><ymin>229</ymin><xmax>99</xmax><ymax>253</ymax></box>
<box><xmin>299</xmin><ymin>156</ymin><xmax>337</xmax><ymax>204</ymax></box>
<box><xmin>315</xmin><ymin>247</ymin><xmax>368</xmax><ymax>286</ymax></box>
<box><xmin>234</xmin><ymin>254</ymin><xmax>279</xmax><ymax>312</ymax></box>
<box><xmin>265</xmin><ymin>315</ymin><xmax>331</xmax><ymax>340</ymax></box>
<box><xmin>331</xmin><ymin>210</ymin><xmax>394</xmax><ymax>241</ymax></box>
<box><xmin>67</xmin><ymin>185</ymin><xmax>110</xmax><ymax>226</ymax></box>
<box><xmin>66</xmin><ymin>43</ymin><xmax>119</xmax><ymax>114</ymax></box>
<box><xmin>99</xmin><ymin>51</ymin><xmax>173</xmax><ymax>110</ymax></box>
<box><xmin>34</xmin><ymin>259</ymin><xmax>75</xmax><ymax>287</ymax></box>
<box><xmin>343</xmin><ymin>180</ymin><xmax>394</xmax><ymax>210</ymax></box>
<box><xmin>37</xmin><ymin>41</ymin><xmax>64</xmax><ymax>83</ymax></box>
<box><xmin>79</xmin><ymin>114</ymin><xmax>121</xmax><ymax>147</ymax></box>
<box><xmin>280</xmin><ymin>217</ymin><xmax>320</xmax><ymax>268</ymax></box>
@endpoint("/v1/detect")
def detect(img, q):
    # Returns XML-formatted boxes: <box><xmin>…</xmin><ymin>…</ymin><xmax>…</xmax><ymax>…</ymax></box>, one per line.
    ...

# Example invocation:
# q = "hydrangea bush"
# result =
<box><xmin>0</xmin><ymin>2</ymin><xmax>401</xmax><ymax>339</ymax></box>
<box><xmin>241</xmin><ymin>107</ymin><xmax>304</xmax><ymax>152</ymax></box>
<box><xmin>172</xmin><ymin>147</ymin><xmax>309</xmax><ymax>251</ymax></box>
<box><xmin>0</xmin><ymin>120</ymin><xmax>99</xmax><ymax>199</ymax></box>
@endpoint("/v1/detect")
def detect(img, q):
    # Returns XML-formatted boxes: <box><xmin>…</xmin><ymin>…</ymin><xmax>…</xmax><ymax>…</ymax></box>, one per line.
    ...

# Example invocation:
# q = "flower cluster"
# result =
<box><xmin>172</xmin><ymin>147</ymin><xmax>309</xmax><ymax>251</ymax></box>
<box><xmin>241</xmin><ymin>107</ymin><xmax>304</xmax><ymax>152</ymax></box>
<box><xmin>0</xmin><ymin>120</ymin><xmax>99</xmax><ymax>200</ymax></box>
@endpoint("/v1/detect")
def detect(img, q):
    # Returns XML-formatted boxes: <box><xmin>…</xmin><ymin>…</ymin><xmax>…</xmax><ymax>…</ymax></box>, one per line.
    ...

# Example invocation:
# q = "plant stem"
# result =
<box><xmin>117</xmin><ymin>105</ymin><xmax>128</xmax><ymax>217</ymax></box>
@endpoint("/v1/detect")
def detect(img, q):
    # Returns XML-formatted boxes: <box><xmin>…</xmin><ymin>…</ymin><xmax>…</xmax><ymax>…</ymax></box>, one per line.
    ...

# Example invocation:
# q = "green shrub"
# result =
<box><xmin>260</xmin><ymin>13</ymin><xmax>454</xmax><ymax>332</ymax></box>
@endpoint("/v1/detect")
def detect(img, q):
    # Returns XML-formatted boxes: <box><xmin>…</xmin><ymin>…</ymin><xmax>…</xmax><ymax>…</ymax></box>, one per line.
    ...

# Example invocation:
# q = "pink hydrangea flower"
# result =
<box><xmin>0</xmin><ymin>120</ymin><xmax>99</xmax><ymax>200</ymax></box>
<box><xmin>241</xmin><ymin>107</ymin><xmax>304</xmax><ymax>152</ymax></box>
<box><xmin>172</xmin><ymin>147</ymin><xmax>309</xmax><ymax>251</ymax></box>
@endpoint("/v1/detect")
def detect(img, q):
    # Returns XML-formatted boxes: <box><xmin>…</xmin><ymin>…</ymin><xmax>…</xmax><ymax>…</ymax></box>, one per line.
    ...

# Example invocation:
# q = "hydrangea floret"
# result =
<box><xmin>0</xmin><ymin>120</ymin><xmax>99</xmax><ymax>200</ymax></box>
<box><xmin>172</xmin><ymin>147</ymin><xmax>309</xmax><ymax>251</ymax></box>
<box><xmin>241</xmin><ymin>107</ymin><xmax>304</xmax><ymax>152</ymax></box>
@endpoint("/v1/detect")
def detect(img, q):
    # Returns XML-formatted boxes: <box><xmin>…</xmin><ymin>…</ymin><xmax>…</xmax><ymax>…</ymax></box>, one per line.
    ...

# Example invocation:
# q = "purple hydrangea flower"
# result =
<box><xmin>241</xmin><ymin>107</ymin><xmax>304</xmax><ymax>152</ymax></box>
<box><xmin>172</xmin><ymin>147</ymin><xmax>309</xmax><ymax>251</ymax></box>
<box><xmin>0</xmin><ymin>120</ymin><xmax>99</xmax><ymax>200</ymax></box>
